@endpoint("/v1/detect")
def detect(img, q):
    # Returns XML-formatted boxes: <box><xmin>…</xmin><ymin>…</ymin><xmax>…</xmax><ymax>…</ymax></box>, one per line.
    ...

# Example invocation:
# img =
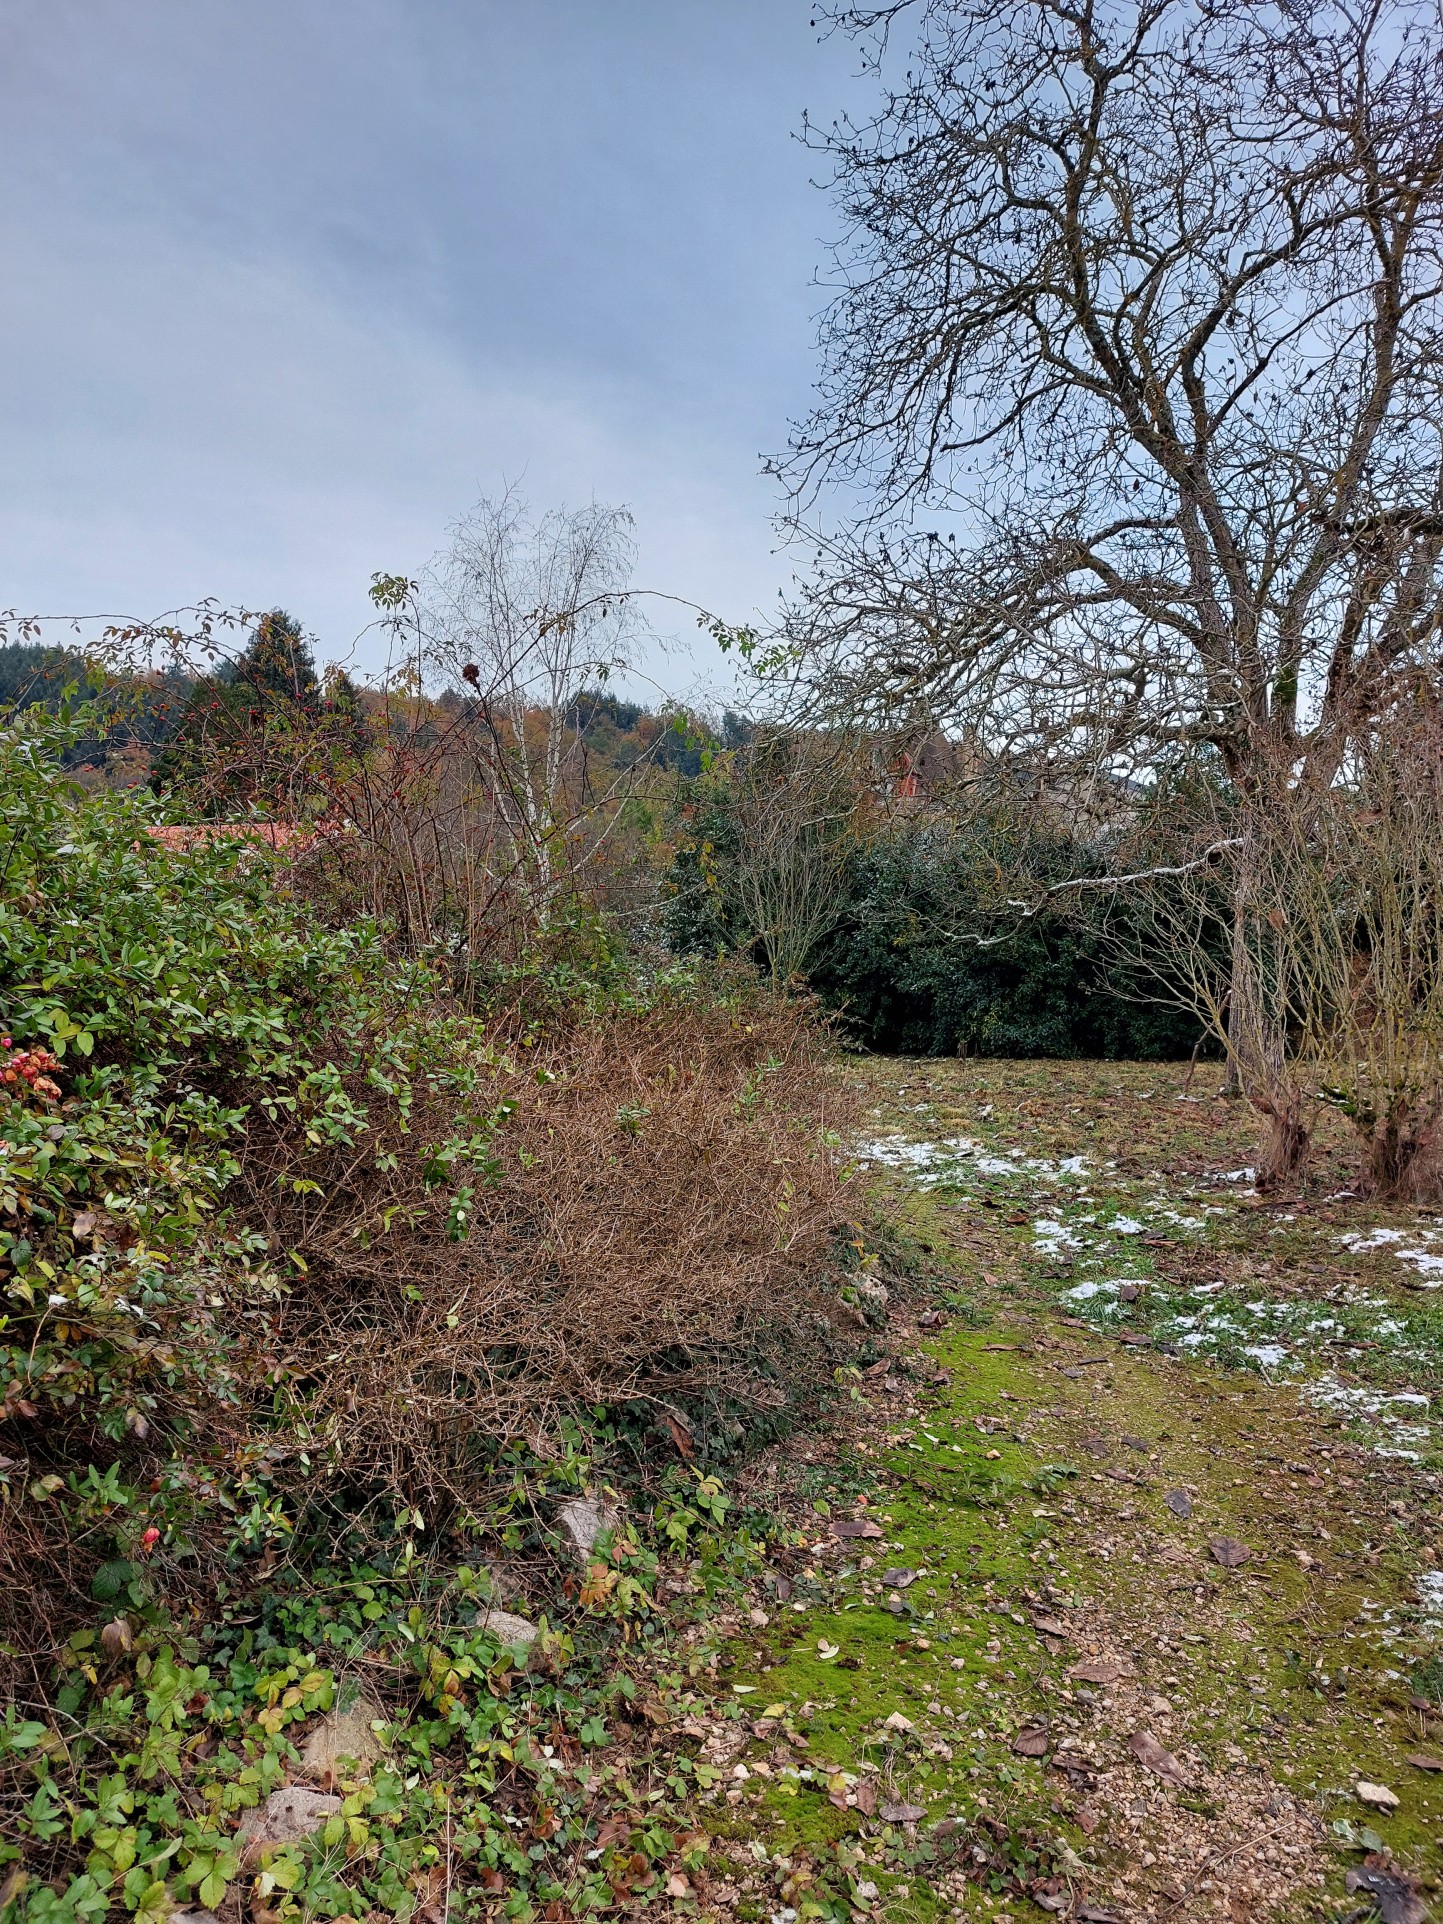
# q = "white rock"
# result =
<box><xmin>301</xmin><ymin>1690</ymin><xmax>384</xmax><ymax>1779</ymax></box>
<box><xmin>1355</xmin><ymin>1780</ymin><xmax>1400</xmax><ymax>1810</ymax></box>
<box><xmin>479</xmin><ymin>1607</ymin><xmax>538</xmax><ymax>1647</ymax></box>
<box><xmin>238</xmin><ymin>1786</ymin><xmax>342</xmax><ymax>1844</ymax></box>
<box><xmin>557</xmin><ymin>1494</ymin><xmax>616</xmax><ymax>1557</ymax></box>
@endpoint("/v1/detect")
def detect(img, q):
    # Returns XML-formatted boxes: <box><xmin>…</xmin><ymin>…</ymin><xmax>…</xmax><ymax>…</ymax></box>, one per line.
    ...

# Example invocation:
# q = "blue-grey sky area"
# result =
<box><xmin>0</xmin><ymin>1</ymin><xmax>867</xmax><ymax>695</ymax></box>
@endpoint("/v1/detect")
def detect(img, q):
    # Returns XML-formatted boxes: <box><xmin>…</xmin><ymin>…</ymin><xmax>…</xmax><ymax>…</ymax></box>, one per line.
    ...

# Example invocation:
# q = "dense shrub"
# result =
<box><xmin>808</xmin><ymin>832</ymin><xmax>1202</xmax><ymax>1059</ymax></box>
<box><xmin>0</xmin><ymin>713</ymin><xmax>854</xmax><ymax>1696</ymax></box>
<box><xmin>666</xmin><ymin>795</ymin><xmax>1203</xmax><ymax>1059</ymax></box>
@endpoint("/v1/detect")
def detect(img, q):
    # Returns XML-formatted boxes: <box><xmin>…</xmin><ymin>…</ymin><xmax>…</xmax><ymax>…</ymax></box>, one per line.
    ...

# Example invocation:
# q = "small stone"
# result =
<box><xmin>301</xmin><ymin>1689</ymin><xmax>384</xmax><ymax>1779</ymax></box>
<box><xmin>557</xmin><ymin>1494</ymin><xmax>616</xmax><ymax>1557</ymax></box>
<box><xmin>238</xmin><ymin>1786</ymin><xmax>342</xmax><ymax>1845</ymax></box>
<box><xmin>479</xmin><ymin>1607</ymin><xmax>538</xmax><ymax>1648</ymax></box>
<box><xmin>1355</xmin><ymin>1780</ymin><xmax>1400</xmax><ymax>1810</ymax></box>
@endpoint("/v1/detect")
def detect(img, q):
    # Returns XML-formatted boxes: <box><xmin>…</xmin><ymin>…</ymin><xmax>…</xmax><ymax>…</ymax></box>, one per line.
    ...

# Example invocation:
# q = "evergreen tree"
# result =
<box><xmin>224</xmin><ymin>610</ymin><xmax>322</xmax><ymax>710</ymax></box>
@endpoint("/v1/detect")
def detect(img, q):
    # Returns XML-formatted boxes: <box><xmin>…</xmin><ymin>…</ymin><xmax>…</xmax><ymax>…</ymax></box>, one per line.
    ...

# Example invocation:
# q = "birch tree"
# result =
<box><xmin>423</xmin><ymin>491</ymin><xmax>638</xmax><ymax>927</ymax></box>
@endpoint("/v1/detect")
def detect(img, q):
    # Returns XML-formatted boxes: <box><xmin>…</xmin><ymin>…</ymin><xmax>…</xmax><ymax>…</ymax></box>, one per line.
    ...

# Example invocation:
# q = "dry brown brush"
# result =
<box><xmin>233</xmin><ymin>988</ymin><xmax>857</xmax><ymax>1517</ymax></box>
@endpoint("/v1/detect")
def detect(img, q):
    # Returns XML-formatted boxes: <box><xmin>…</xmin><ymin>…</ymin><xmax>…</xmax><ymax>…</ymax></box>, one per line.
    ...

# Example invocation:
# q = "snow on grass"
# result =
<box><xmin>857</xmin><ymin>1134</ymin><xmax>1092</xmax><ymax>1186</ymax></box>
<box><xmin>1340</xmin><ymin>1225</ymin><xmax>1443</xmax><ymax>1285</ymax></box>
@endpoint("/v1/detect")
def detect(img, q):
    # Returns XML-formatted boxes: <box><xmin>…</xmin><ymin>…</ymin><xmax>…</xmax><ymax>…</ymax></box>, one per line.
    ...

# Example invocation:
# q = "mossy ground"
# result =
<box><xmin>685</xmin><ymin>1060</ymin><xmax>1443</xmax><ymax>1923</ymax></box>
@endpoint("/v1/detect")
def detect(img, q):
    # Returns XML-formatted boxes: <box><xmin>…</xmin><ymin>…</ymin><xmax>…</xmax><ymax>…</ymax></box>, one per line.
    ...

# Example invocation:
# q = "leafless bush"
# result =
<box><xmin>1257</xmin><ymin>695</ymin><xmax>1443</xmax><ymax>1198</ymax></box>
<box><xmin>725</xmin><ymin>731</ymin><xmax>869</xmax><ymax>988</ymax></box>
<box><xmin>1102</xmin><ymin>691</ymin><xmax>1443</xmax><ymax>1194</ymax></box>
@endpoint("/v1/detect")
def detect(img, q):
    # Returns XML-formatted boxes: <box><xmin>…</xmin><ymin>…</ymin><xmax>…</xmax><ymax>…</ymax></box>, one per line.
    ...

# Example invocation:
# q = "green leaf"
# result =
<box><xmin>91</xmin><ymin>1560</ymin><xmax>136</xmax><ymax>1603</ymax></box>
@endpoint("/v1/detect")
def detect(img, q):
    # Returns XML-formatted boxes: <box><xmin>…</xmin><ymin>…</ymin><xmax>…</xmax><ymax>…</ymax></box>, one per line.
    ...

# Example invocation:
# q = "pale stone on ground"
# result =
<box><xmin>479</xmin><ymin>1607</ymin><xmax>537</xmax><ymax>1646</ymax></box>
<box><xmin>301</xmin><ymin>1689</ymin><xmax>385</xmax><ymax>1778</ymax></box>
<box><xmin>557</xmin><ymin>1494</ymin><xmax>616</xmax><ymax>1556</ymax></box>
<box><xmin>238</xmin><ymin>1786</ymin><xmax>342</xmax><ymax>1844</ymax></box>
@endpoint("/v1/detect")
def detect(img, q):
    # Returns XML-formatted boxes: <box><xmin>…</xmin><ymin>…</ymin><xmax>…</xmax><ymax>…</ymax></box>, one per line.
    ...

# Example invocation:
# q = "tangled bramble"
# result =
<box><xmin>0</xmin><ymin>1039</ymin><xmax>63</xmax><ymax>1103</ymax></box>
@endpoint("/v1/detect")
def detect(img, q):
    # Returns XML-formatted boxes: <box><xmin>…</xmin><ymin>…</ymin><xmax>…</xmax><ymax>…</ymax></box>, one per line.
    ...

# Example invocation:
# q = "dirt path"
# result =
<box><xmin>688</xmin><ymin>1060</ymin><xmax>1443</xmax><ymax>1924</ymax></box>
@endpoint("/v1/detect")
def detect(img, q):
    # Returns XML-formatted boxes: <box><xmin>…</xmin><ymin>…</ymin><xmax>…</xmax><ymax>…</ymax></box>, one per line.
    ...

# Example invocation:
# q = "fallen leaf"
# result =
<box><xmin>981</xmin><ymin>1341</ymin><xmax>1018</xmax><ymax>1351</ymax></box>
<box><xmin>100</xmin><ymin>1616</ymin><xmax>134</xmax><ymax>1658</ymax></box>
<box><xmin>1165</xmin><ymin>1489</ymin><xmax>1192</xmax><ymax>1519</ymax></box>
<box><xmin>1069</xmin><ymin>1656</ymin><xmax>1126</xmax><ymax>1685</ymax></box>
<box><xmin>1012</xmin><ymin>1722</ymin><xmax>1050</xmax><ymax>1757</ymax></box>
<box><xmin>817</xmin><ymin>1641</ymin><xmax>840</xmax><ymax>1660</ymax></box>
<box><xmin>1355</xmin><ymin>1780</ymin><xmax>1400</xmax><ymax>1810</ymax></box>
<box><xmin>881</xmin><ymin>1567</ymin><xmax>917</xmax><ymax>1588</ymax></box>
<box><xmin>1121</xmin><ymin>1435</ymin><xmax>1148</xmax><ymax>1452</ymax></box>
<box><xmin>1075</xmin><ymin>1805</ymin><xmax>1099</xmax><ymax>1836</ymax></box>
<box><xmin>1078</xmin><ymin>1909</ymin><xmax>1123</xmax><ymax>1924</ymax></box>
<box><xmin>1005</xmin><ymin>1211</ymin><xmax>1029</xmax><ymax>1225</ymax></box>
<box><xmin>853</xmin><ymin>1780</ymin><xmax>877</xmax><ymax>1816</ymax></box>
<box><xmin>882</xmin><ymin>1711</ymin><xmax>914</xmax><ymax>1731</ymax></box>
<box><xmin>831</xmin><ymin>1519</ymin><xmax>884</xmax><ymax>1539</ymax></box>
<box><xmin>1406</xmin><ymin>1753</ymin><xmax>1443</xmax><ymax>1771</ymax></box>
<box><xmin>665</xmin><ymin>1874</ymin><xmax>691</xmax><ymax>1899</ymax></box>
<box><xmin>1031</xmin><ymin>1614</ymin><xmax>1070</xmax><ymax>1639</ymax></box>
<box><xmin>1208</xmin><ymin>1535</ymin><xmax>1251</xmax><ymax>1567</ymax></box>
<box><xmin>917</xmin><ymin>1309</ymin><xmax>944</xmax><ymax>1329</ymax></box>
<box><xmin>661</xmin><ymin>1409</ymin><xmax>694</xmax><ymax>1459</ymax></box>
<box><xmin>1127</xmin><ymin>1728</ymin><xmax>1190</xmax><ymax>1787</ymax></box>
<box><xmin>1345</xmin><ymin>1868</ymin><xmax>1427</xmax><ymax>1924</ymax></box>
<box><xmin>879</xmin><ymin>1801</ymin><xmax>927</xmax><ymax>1824</ymax></box>
<box><xmin>1118</xmin><ymin>1332</ymin><xmax>1152</xmax><ymax>1347</ymax></box>
<box><xmin>1118</xmin><ymin>1283</ymin><xmax>1141</xmax><ymax>1302</ymax></box>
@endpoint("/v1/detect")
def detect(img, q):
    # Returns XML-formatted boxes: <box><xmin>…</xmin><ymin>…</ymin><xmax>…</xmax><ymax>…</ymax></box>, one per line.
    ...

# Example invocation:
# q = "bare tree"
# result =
<box><xmin>727</xmin><ymin>731</ymin><xmax>865</xmax><ymax>989</ymax></box>
<box><xmin>781</xmin><ymin>0</ymin><xmax>1443</xmax><ymax>1077</ymax></box>
<box><xmin>421</xmin><ymin>490</ymin><xmax>640</xmax><ymax>927</ymax></box>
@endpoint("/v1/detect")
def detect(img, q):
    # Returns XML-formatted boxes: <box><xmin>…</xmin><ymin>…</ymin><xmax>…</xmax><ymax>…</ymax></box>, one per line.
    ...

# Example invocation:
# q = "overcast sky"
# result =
<box><xmin>0</xmin><ymin>1</ymin><xmax>868</xmax><ymax>694</ymax></box>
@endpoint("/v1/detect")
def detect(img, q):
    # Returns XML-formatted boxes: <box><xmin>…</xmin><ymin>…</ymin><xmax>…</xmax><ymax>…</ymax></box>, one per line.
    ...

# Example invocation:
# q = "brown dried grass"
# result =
<box><xmin>234</xmin><ymin>987</ymin><xmax>857</xmax><ymax>1512</ymax></box>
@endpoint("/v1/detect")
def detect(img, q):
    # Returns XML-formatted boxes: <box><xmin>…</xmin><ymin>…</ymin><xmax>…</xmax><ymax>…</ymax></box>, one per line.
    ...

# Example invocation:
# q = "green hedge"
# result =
<box><xmin>666</xmin><ymin>799</ymin><xmax>1203</xmax><ymax>1059</ymax></box>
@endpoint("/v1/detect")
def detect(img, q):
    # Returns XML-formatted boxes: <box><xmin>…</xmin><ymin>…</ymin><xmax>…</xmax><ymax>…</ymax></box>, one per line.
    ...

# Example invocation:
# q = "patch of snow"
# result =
<box><xmin>856</xmin><ymin>1133</ymin><xmax>1090</xmax><ymax>1186</ymax></box>
<box><xmin>1033</xmin><ymin>1218</ymin><xmax>1089</xmax><ymax>1256</ymax></box>
<box><xmin>1110</xmin><ymin>1215</ymin><xmax>1147</xmax><ymax>1236</ymax></box>
<box><xmin>1221</xmin><ymin>1168</ymin><xmax>1257</xmax><ymax>1183</ymax></box>
<box><xmin>1338</xmin><ymin>1224</ymin><xmax>1443</xmax><ymax>1284</ymax></box>
<box><xmin>1417</xmin><ymin>1571</ymin><xmax>1443</xmax><ymax>1629</ymax></box>
<box><xmin>1242</xmin><ymin>1343</ymin><xmax>1291</xmax><ymax>1369</ymax></box>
